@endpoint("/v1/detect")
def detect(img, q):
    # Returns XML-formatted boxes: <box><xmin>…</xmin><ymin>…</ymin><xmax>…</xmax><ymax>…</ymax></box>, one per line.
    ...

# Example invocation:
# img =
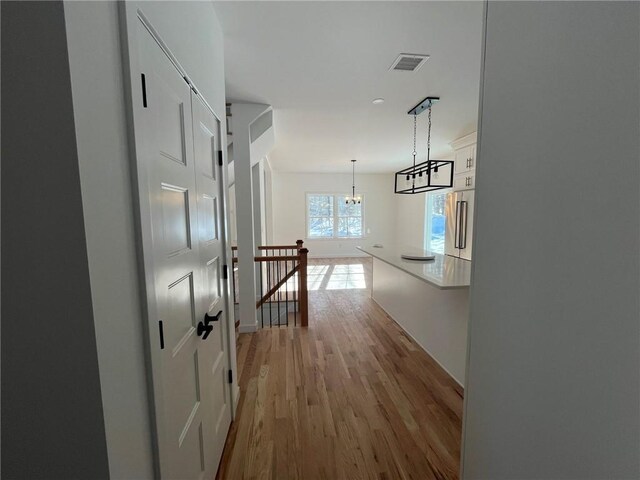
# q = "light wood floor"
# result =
<box><xmin>217</xmin><ymin>257</ymin><xmax>463</xmax><ymax>480</ymax></box>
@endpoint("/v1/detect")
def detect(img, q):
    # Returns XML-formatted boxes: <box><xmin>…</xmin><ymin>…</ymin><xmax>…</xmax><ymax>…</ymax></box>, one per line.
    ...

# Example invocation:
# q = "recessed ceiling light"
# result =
<box><xmin>372</xmin><ymin>98</ymin><xmax>385</xmax><ymax>105</ymax></box>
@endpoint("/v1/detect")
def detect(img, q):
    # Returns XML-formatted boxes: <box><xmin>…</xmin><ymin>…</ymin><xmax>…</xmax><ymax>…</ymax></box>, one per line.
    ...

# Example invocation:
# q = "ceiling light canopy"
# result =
<box><xmin>372</xmin><ymin>98</ymin><xmax>385</xmax><ymax>105</ymax></box>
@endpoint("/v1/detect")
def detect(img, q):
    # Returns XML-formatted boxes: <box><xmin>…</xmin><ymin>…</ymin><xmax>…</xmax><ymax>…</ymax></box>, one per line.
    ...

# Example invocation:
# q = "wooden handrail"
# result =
<box><xmin>257</xmin><ymin>245</ymin><xmax>299</xmax><ymax>250</ymax></box>
<box><xmin>256</xmin><ymin>264</ymin><xmax>300</xmax><ymax>309</ymax></box>
<box><xmin>253</xmin><ymin>255</ymin><xmax>299</xmax><ymax>262</ymax></box>
<box><xmin>232</xmin><ymin>239</ymin><xmax>303</xmax><ymax>253</ymax></box>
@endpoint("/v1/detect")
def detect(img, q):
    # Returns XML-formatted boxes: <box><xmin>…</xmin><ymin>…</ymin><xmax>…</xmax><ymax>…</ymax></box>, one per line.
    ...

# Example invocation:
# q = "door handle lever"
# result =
<box><xmin>204</xmin><ymin>310</ymin><xmax>223</xmax><ymax>325</ymax></box>
<box><xmin>197</xmin><ymin>321</ymin><xmax>213</xmax><ymax>340</ymax></box>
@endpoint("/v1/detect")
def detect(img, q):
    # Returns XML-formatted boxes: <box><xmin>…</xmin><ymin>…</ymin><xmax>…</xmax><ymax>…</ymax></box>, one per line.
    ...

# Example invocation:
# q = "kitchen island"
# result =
<box><xmin>357</xmin><ymin>244</ymin><xmax>470</xmax><ymax>385</ymax></box>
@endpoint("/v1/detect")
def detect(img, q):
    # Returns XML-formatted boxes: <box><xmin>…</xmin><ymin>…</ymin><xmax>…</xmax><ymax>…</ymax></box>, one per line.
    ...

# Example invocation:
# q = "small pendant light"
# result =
<box><xmin>346</xmin><ymin>159</ymin><xmax>361</xmax><ymax>204</ymax></box>
<box><xmin>394</xmin><ymin>96</ymin><xmax>454</xmax><ymax>194</ymax></box>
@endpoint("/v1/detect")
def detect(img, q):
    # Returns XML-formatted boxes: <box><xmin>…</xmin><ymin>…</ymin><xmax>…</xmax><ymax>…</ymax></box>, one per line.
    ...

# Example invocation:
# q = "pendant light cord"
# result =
<box><xmin>427</xmin><ymin>106</ymin><xmax>431</xmax><ymax>164</ymax></box>
<box><xmin>352</xmin><ymin>160</ymin><xmax>355</xmax><ymax>198</ymax></box>
<box><xmin>412</xmin><ymin>114</ymin><xmax>417</xmax><ymax>189</ymax></box>
<box><xmin>412</xmin><ymin>114</ymin><xmax>417</xmax><ymax>169</ymax></box>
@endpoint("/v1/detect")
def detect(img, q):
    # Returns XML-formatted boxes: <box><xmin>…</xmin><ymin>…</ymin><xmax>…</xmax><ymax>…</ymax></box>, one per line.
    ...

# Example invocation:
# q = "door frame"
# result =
<box><xmin>118</xmin><ymin>5</ymin><xmax>238</xmax><ymax>477</ymax></box>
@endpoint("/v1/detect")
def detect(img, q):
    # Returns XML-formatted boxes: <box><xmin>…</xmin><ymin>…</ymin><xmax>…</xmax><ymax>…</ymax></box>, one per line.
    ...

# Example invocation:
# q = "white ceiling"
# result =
<box><xmin>215</xmin><ymin>1</ymin><xmax>484</xmax><ymax>173</ymax></box>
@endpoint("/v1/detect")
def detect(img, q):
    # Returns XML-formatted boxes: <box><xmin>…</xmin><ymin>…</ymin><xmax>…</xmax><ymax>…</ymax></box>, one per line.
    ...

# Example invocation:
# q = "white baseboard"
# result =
<box><xmin>237</xmin><ymin>322</ymin><xmax>258</xmax><ymax>333</ymax></box>
<box><xmin>232</xmin><ymin>385</ymin><xmax>241</xmax><ymax>418</ymax></box>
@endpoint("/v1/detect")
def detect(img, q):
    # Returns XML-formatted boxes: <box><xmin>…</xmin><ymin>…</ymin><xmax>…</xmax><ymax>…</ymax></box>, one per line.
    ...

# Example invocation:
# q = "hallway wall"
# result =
<box><xmin>462</xmin><ymin>2</ymin><xmax>640</xmax><ymax>478</ymax></box>
<box><xmin>1</xmin><ymin>2</ymin><xmax>110</xmax><ymax>477</ymax></box>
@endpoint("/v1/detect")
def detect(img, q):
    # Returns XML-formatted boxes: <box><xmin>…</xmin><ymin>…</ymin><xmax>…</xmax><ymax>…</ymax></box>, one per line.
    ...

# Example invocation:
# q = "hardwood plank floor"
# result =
<box><xmin>217</xmin><ymin>257</ymin><xmax>463</xmax><ymax>480</ymax></box>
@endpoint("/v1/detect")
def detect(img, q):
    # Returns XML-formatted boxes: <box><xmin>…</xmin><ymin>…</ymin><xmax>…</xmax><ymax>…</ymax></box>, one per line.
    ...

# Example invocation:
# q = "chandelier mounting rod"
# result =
<box><xmin>351</xmin><ymin>159</ymin><xmax>356</xmax><ymax>198</ymax></box>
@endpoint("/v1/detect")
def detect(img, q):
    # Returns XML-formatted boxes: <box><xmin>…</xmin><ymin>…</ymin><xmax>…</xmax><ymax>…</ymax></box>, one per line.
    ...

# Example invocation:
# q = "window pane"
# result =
<box><xmin>308</xmin><ymin>195</ymin><xmax>333</xmax><ymax>216</ymax></box>
<box><xmin>337</xmin><ymin>217</ymin><xmax>348</xmax><ymax>237</ymax></box>
<box><xmin>337</xmin><ymin>216</ymin><xmax>362</xmax><ymax>238</ymax></box>
<box><xmin>348</xmin><ymin>217</ymin><xmax>362</xmax><ymax>236</ymax></box>
<box><xmin>426</xmin><ymin>192</ymin><xmax>446</xmax><ymax>253</ymax></box>
<box><xmin>309</xmin><ymin>216</ymin><xmax>333</xmax><ymax>237</ymax></box>
<box><xmin>307</xmin><ymin>194</ymin><xmax>335</xmax><ymax>238</ymax></box>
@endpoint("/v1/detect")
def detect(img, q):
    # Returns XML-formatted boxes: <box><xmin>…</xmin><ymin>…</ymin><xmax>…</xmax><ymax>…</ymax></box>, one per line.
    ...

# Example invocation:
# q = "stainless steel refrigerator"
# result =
<box><xmin>445</xmin><ymin>189</ymin><xmax>475</xmax><ymax>261</ymax></box>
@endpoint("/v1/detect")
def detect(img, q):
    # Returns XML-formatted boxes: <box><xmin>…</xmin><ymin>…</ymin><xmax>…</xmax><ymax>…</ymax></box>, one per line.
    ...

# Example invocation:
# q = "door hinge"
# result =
<box><xmin>228</xmin><ymin>369</ymin><xmax>233</xmax><ymax>384</ymax></box>
<box><xmin>218</xmin><ymin>151</ymin><xmax>223</xmax><ymax>166</ymax></box>
<box><xmin>158</xmin><ymin>320</ymin><xmax>165</xmax><ymax>349</ymax></box>
<box><xmin>141</xmin><ymin>73</ymin><xmax>148</xmax><ymax>108</ymax></box>
<box><xmin>222</xmin><ymin>264</ymin><xmax>229</xmax><ymax>280</ymax></box>
<box><xmin>183</xmin><ymin>75</ymin><xmax>198</xmax><ymax>95</ymax></box>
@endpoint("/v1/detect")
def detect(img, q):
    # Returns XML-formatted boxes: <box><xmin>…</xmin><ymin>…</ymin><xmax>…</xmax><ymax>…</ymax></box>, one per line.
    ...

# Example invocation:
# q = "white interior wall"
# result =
<box><xmin>64</xmin><ymin>2</ymin><xmax>230</xmax><ymax>477</ymax></box>
<box><xmin>263</xmin><ymin>158</ymin><xmax>275</xmax><ymax>244</ymax></box>
<box><xmin>252</xmin><ymin>161</ymin><xmax>265</xmax><ymax>248</ymax></box>
<box><xmin>4</xmin><ymin>2</ymin><xmax>110</xmax><ymax>476</ymax></box>
<box><xmin>229</xmin><ymin>183</ymin><xmax>238</xmax><ymax>245</ymax></box>
<box><xmin>462</xmin><ymin>2</ymin><xmax>640</xmax><ymax>478</ymax></box>
<box><xmin>394</xmin><ymin>194</ymin><xmax>427</xmax><ymax>250</ymax></box>
<box><xmin>272</xmin><ymin>172</ymin><xmax>395</xmax><ymax>257</ymax></box>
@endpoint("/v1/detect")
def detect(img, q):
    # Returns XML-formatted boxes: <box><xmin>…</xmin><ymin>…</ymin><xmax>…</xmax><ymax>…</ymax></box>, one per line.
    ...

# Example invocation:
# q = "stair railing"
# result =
<box><xmin>231</xmin><ymin>240</ymin><xmax>308</xmax><ymax>327</ymax></box>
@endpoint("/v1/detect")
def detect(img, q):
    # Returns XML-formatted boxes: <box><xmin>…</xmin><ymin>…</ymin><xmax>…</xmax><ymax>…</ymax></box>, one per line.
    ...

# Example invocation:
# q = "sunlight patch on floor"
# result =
<box><xmin>278</xmin><ymin>262</ymin><xmax>368</xmax><ymax>293</ymax></box>
<box><xmin>314</xmin><ymin>263</ymin><xmax>367</xmax><ymax>291</ymax></box>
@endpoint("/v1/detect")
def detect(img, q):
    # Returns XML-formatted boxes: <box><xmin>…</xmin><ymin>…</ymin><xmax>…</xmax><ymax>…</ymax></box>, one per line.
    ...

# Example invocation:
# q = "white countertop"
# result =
<box><xmin>357</xmin><ymin>244</ymin><xmax>471</xmax><ymax>290</ymax></box>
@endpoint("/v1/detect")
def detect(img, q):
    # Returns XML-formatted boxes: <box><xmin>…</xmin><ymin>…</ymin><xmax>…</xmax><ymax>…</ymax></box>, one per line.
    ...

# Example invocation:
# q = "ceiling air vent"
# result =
<box><xmin>389</xmin><ymin>53</ymin><xmax>430</xmax><ymax>72</ymax></box>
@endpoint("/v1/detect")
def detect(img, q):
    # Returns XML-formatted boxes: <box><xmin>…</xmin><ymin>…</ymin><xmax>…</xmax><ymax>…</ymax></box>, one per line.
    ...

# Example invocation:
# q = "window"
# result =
<box><xmin>424</xmin><ymin>191</ymin><xmax>447</xmax><ymax>253</ymax></box>
<box><xmin>307</xmin><ymin>194</ymin><xmax>364</xmax><ymax>239</ymax></box>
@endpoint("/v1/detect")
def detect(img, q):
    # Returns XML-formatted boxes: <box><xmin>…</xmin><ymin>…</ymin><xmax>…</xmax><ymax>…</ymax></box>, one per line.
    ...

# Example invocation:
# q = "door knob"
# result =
<box><xmin>197</xmin><ymin>321</ymin><xmax>213</xmax><ymax>340</ymax></box>
<box><xmin>204</xmin><ymin>310</ymin><xmax>222</xmax><ymax>325</ymax></box>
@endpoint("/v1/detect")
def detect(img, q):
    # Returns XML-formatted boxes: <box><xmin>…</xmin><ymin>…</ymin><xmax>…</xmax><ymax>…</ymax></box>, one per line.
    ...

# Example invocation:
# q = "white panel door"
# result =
<box><xmin>190</xmin><ymin>92</ymin><xmax>231</xmax><ymax>471</ymax></box>
<box><xmin>136</xmin><ymin>26</ymin><xmax>228</xmax><ymax>480</ymax></box>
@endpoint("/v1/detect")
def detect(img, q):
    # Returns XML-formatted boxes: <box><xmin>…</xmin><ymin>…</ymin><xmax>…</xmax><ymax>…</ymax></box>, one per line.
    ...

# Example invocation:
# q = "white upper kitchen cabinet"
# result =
<box><xmin>454</xmin><ymin>144</ymin><xmax>476</xmax><ymax>174</ymax></box>
<box><xmin>450</xmin><ymin>132</ymin><xmax>477</xmax><ymax>190</ymax></box>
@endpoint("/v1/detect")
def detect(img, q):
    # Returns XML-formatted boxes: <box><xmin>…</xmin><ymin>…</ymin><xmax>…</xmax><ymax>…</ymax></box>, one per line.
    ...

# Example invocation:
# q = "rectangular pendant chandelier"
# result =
<box><xmin>394</xmin><ymin>96</ymin><xmax>454</xmax><ymax>194</ymax></box>
<box><xmin>394</xmin><ymin>159</ymin><xmax>454</xmax><ymax>194</ymax></box>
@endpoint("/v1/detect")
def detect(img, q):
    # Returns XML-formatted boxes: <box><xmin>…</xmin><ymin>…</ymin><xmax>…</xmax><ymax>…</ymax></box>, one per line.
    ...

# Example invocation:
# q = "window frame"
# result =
<box><xmin>306</xmin><ymin>192</ymin><xmax>365</xmax><ymax>240</ymax></box>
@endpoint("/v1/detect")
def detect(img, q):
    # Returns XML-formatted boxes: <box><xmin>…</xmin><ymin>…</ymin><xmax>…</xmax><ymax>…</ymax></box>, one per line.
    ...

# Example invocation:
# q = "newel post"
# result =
<box><xmin>299</xmin><ymin>247</ymin><xmax>309</xmax><ymax>327</ymax></box>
